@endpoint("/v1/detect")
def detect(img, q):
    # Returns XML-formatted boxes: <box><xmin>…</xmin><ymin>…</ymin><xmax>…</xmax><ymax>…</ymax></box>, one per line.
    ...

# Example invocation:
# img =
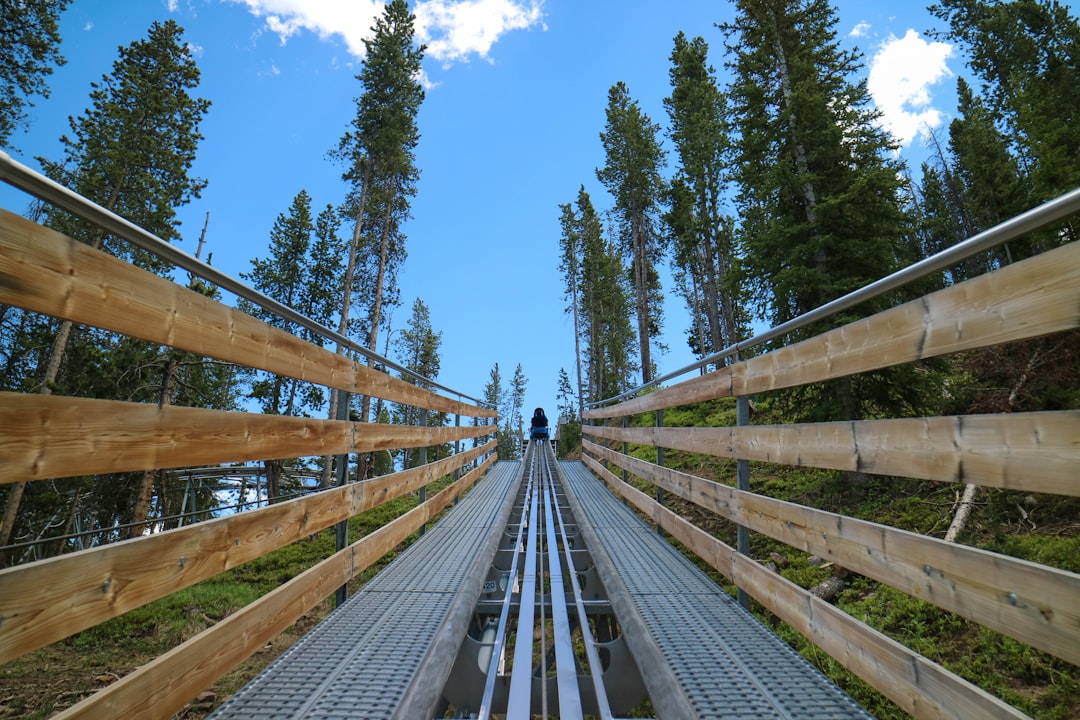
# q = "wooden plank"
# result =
<box><xmin>50</xmin><ymin>454</ymin><xmax>496</xmax><ymax>720</ymax></box>
<box><xmin>582</xmin><ymin>409</ymin><xmax>1080</xmax><ymax>496</ymax></box>
<box><xmin>585</xmin><ymin>241</ymin><xmax>1080</xmax><ymax>419</ymax></box>
<box><xmin>0</xmin><ymin>440</ymin><xmax>495</xmax><ymax>664</ymax></box>
<box><xmin>0</xmin><ymin>209</ymin><xmax>495</xmax><ymax>418</ymax></box>
<box><xmin>581</xmin><ymin>456</ymin><xmax>1029</xmax><ymax>720</ymax></box>
<box><xmin>0</xmin><ymin>393</ymin><xmax>495</xmax><ymax>483</ymax></box>
<box><xmin>584</xmin><ymin>439</ymin><xmax>1080</xmax><ymax>666</ymax></box>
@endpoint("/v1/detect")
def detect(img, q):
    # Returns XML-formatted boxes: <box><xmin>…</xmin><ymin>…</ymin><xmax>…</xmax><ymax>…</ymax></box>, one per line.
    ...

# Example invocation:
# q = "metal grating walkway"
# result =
<box><xmin>209</xmin><ymin>461</ymin><xmax>523</xmax><ymax>720</ymax></box>
<box><xmin>558</xmin><ymin>461</ymin><xmax>874</xmax><ymax>720</ymax></box>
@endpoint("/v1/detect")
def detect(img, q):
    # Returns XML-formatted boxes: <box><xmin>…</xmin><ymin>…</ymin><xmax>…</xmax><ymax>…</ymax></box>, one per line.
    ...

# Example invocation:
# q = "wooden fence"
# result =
<box><xmin>582</xmin><ymin>219</ymin><xmax>1080</xmax><ymax>719</ymax></box>
<box><xmin>0</xmin><ymin>207</ymin><xmax>498</xmax><ymax>719</ymax></box>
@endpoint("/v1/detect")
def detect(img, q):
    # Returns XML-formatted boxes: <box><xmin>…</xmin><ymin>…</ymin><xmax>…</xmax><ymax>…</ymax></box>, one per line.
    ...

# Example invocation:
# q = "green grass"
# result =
<box><xmin>596</xmin><ymin>399</ymin><xmax>1080</xmax><ymax>719</ymax></box>
<box><xmin>0</xmin><ymin>481</ymin><xmax>456</xmax><ymax>720</ymax></box>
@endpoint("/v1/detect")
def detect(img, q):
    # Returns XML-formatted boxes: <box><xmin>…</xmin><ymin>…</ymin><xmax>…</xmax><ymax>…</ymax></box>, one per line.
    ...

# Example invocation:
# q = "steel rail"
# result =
<box><xmin>0</xmin><ymin>151</ymin><xmax>487</xmax><ymax>406</ymax></box>
<box><xmin>506</xmin><ymin>449</ymin><xmax>541</xmax><ymax>716</ymax></box>
<box><xmin>537</xmin><ymin>444</ymin><xmax>548</xmax><ymax>719</ymax></box>
<box><xmin>547</xmin><ymin>444</ymin><xmax>614</xmax><ymax>719</ymax></box>
<box><xmin>539</xmin><ymin>444</ymin><xmax>583</xmax><ymax>718</ymax></box>
<box><xmin>589</xmin><ymin>185</ymin><xmax>1080</xmax><ymax>408</ymax></box>
<box><xmin>476</xmin><ymin>463</ymin><xmax>533</xmax><ymax>720</ymax></box>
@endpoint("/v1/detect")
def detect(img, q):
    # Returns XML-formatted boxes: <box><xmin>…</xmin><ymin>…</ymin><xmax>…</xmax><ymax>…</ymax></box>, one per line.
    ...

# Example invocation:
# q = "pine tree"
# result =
<box><xmin>392</xmin><ymin>298</ymin><xmax>445</xmax><ymax>469</ymax></box>
<box><xmin>587</xmin><ymin>233</ymin><xmax>637</xmax><ymax>403</ymax></box>
<box><xmin>243</xmin><ymin>198</ymin><xmax>344</xmax><ymax>490</ymax></box>
<box><xmin>597</xmin><ymin>81</ymin><xmax>668</xmax><ymax>385</ymax></box>
<box><xmin>564</xmin><ymin>188</ymin><xmax>636</xmax><ymax>405</ymax></box>
<box><xmin>0</xmin><ymin>0</ymin><xmax>68</xmax><ymax>145</ymax></box>
<box><xmin>555</xmin><ymin>367</ymin><xmax>581</xmax><ymax>457</ymax></box>
<box><xmin>0</xmin><ymin>20</ymin><xmax>210</xmax><ymax>560</ymax></box>
<box><xmin>330</xmin><ymin>0</ymin><xmax>425</xmax><ymax>430</ymax></box>
<box><xmin>930</xmin><ymin>0</ymin><xmax>1080</xmax><ymax>209</ymax></box>
<box><xmin>128</xmin><ymin>216</ymin><xmax>237</xmax><ymax>538</ymax></box>
<box><xmin>664</xmin><ymin>32</ymin><xmax>744</xmax><ymax>363</ymax></box>
<box><xmin>483</xmin><ymin>363</ymin><xmax>514</xmax><ymax>459</ymax></box>
<box><xmin>241</xmin><ymin>191</ymin><xmax>324</xmax><ymax>417</ymax></box>
<box><xmin>509</xmin><ymin>363</ymin><xmax>527</xmax><ymax>443</ymax></box>
<box><xmin>948</xmin><ymin>77</ymin><xmax>1031</xmax><ymax>264</ymax></box>
<box><xmin>557</xmin><ymin>191</ymin><xmax>585</xmax><ymax>418</ymax></box>
<box><xmin>724</xmin><ymin>0</ymin><xmax>913</xmax><ymax>423</ymax></box>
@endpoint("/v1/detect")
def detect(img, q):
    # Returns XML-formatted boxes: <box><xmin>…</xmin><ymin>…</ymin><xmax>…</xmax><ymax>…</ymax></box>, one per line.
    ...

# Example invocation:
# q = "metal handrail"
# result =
<box><xmin>0</xmin><ymin>151</ymin><xmax>488</xmax><ymax>406</ymax></box>
<box><xmin>589</xmin><ymin>186</ymin><xmax>1080</xmax><ymax>408</ymax></box>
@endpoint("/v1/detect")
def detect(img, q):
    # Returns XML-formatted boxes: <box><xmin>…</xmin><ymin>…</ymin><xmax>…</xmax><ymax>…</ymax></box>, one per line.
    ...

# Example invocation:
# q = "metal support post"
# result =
<box><xmin>621</xmin><ymin>415</ymin><xmax>629</xmax><ymax>483</ymax></box>
<box><xmin>334</xmin><ymin>390</ymin><xmax>350</xmax><ymax>608</ymax></box>
<box><xmin>656</xmin><ymin>409</ymin><xmax>665</xmax><ymax>536</ymax></box>
<box><xmin>736</xmin><ymin>394</ymin><xmax>751</xmax><ymax>611</ymax></box>
<box><xmin>419</xmin><ymin>409</ymin><xmax>428</xmax><ymax>537</ymax></box>
<box><xmin>601</xmin><ymin>417</ymin><xmax>608</xmax><ymax>471</ymax></box>
<box><xmin>453</xmin><ymin>413</ymin><xmax>461</xmax><ymax>481</ymax></box>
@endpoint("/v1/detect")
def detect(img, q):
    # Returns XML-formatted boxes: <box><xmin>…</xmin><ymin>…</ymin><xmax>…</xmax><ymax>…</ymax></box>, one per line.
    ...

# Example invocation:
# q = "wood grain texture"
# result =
<box><xmin>581</xmin><ymin>455</ymin><xmax>1028</xmax><ymax>720</ymax></box>
<box><xmin>585</xmin><ymin>241</ymin><xmax>1080</xmax><ymax>419</ymax></box>
<box><xmin>0</xmin><ymin>440</ymin><xmax>495</xmax><ymax>664</ymax></box>
<box><xmin>584</xmin><ymin>438</ymin><xmax>1080</xmax><ymax>666</ymax></box>
<box><xmin>0</xmin><ymin>209</ymin><xmax>494</xmax><ymax>418</ymax></box>
<box><xmin>583</xmin><ymin>410</ymin><xmax>1080</xmax><ymax>496</ymax></box>
<box><xmin>0</xmin><ymin>393</ymin><xmax>496</xmax><ymax>483</ymax></box>
<box><xmin>49</xmin><ymin>454</ymin><xmax>497</xmax><ymax>720</ymax></box>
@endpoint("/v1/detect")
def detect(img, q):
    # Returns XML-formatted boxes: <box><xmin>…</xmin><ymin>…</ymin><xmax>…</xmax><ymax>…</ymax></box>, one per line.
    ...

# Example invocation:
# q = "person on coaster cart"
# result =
<box><xmin>529</xmin><ymin>407</ymin><xmax>549</xmax><ymax>441</ymax></box>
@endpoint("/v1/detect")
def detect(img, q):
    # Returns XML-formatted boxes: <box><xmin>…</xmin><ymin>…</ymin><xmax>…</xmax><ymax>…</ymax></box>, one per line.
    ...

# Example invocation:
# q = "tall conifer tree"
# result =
<box><xmin>597</xmin><ymin>81</ymin><xmax>667</xmax><ymax>385</ymax></box>
<box><xmin>930</xmin><ymin>0</ymin><xmax>1080</xmax><ymax>209</ymax></box>
<box><xmin>392</xmin><ymin>298</ymin><xmax>445</xmax><ymax>468</ymax></box>
<box><xmin>724</xmin><ymin>0</ymin><xmax>917</xmax><ymax>423</ymax></box>
<box><xmin>558</xmin><ymin>187</ymin><xmax>589</xmax><ymax>417</ymax></box>
<box><xmin>665</xmin><ymin>32</ymin><xmax>743</xmax><ymax>362</ymax></box>
<box><xmin>331</xmin><ymin>0</ymin><xmax>425</xmax><ymax>427</ymax></box>
<box><xmin>0</xmin><ymin>20</ymin><xmax>210</xmax><ymax>559</ymax></box>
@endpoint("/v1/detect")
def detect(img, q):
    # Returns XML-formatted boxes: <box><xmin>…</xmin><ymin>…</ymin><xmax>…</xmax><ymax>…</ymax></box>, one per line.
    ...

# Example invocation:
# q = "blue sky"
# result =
<box><xmin>0</xmin><ymin>0</ymin><xmax>1023</xmax><ymax>421</ymax></box>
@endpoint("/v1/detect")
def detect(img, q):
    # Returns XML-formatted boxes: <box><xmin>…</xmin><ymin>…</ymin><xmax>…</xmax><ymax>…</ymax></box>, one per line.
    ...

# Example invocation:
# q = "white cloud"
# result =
<box><xmin>229</xmin><ymin>0</ymin><xmax>384</xmax><ymax>57</ymax></box>
<box><xmin>414</xmin><ymin>0</ymin><xmax>544</xmax><ymax>65</ymax></box>
<box><xmin>850</xmin><ymin>21</ymin><xmax>870</xmax><ymax>38</ymax></box>
<box><xmin>228</xmin><ymin>0</ymin><xmax>543</xmax><ymax>65</ymax></box>
<box><xmin>867</xmin><ymin>29</ymin><xmax>954</xmax><ymax>147</ymax></box>
<box><xmin>186</xmin><ymin>42</ymin><xmax>205</xmax><ymax>58</ymax></box>
<box><xmin>84</xmin><ymin>21</ymin><xmax>94</xmax><ymax>31</ymax></box>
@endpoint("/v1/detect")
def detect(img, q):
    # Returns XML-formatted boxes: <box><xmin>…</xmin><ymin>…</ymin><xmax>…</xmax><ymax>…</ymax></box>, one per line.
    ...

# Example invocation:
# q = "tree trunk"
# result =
<box><xmin>54</xmin><ymin>491</ymin><xmax>83</xmax><ymax>556</ymax></box>
<box><xmin>357</xmin><ymin>179</ymin><xmax>398</xmax><ymax>482</ymax></box>
<box><xmin>321</xmin><ymin>161</ymin><xmax>373</xmax><ymax>488</ymax></box>
<box><xmin>695</xmin><ymin>183</ymin><xmax>724</xmax><ymax>361</ymax></box>
<box><xmin>632</xmin><ymin>220</ymin><xmax>652</xmax><ymax>385</ymax></box>
<box><xmin>570</xmin><ymin>260</ymin><xmax>584</xmax><ymax>419</ymax></box>
<box><xmin>128</xmin><ymin>354</ymin><xmax>179</xmax><ymax>539</ymax></box>
<box><xmin>266</xmin><ymin>459</ymin><xmax>283</xmax><ymax>503</ymax></box>
<box><xmin>771</xmin><ymin>23</ymin><xmax>818</xmax><ymax>228</ymax></box>
<box><xmin>944</xmin><ymin>483</ymin><xmax>980</xmax><ymax>542</ymax></box>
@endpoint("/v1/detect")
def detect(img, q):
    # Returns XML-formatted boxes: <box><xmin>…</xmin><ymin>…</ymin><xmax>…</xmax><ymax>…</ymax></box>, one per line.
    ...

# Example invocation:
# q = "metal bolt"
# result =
<box><xmin>179</xmin><ymin>556</ymin><xmax>187</xmax><ymax>569</ymax></box>
<box><xmin>101</xmin><ymin>579</ymin><xmax>110</xmax><ymax>594</ymax></box>
<box><xmin>1007</xmin><ymin>592</ymin><xmax>1019</xmax><ymax>606</ymax></box>
<box><xmin>924</xmin><ymin>564</ymin><xmax>932</xmax><ymax>575</ymax></box>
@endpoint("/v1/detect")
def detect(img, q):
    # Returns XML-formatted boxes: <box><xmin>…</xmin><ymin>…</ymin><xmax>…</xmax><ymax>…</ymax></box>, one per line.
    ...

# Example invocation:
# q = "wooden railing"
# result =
<box><xmin>582</xmin><ymin>195</ymin><xmax>1080</xmax><ymax>720</ymax></box>
<box><xmin>0</xmin><ymin>202</ymin><xmax>497</xmax><ymax>718</ymax></box>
